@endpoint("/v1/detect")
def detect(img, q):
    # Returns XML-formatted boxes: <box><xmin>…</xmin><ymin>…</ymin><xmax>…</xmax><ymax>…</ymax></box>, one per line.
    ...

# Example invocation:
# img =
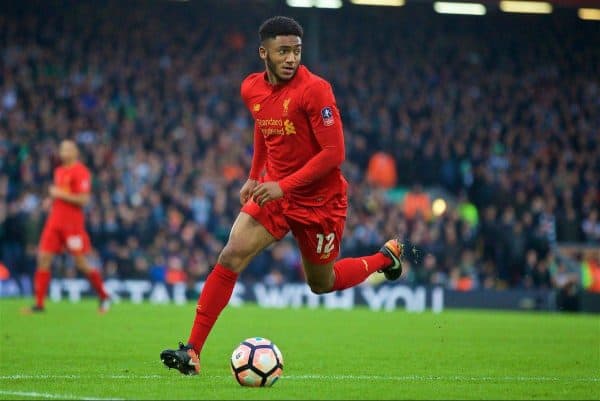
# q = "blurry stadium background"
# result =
<box><xmin>0</xmin><ymin>0</ymin><xmax>599</xmax><ymax>313</ymax></box>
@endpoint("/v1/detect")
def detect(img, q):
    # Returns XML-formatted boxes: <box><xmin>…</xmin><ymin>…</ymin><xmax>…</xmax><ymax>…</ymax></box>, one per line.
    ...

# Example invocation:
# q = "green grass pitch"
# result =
<box><xmin>0</xmin><ymin>298</ymin><xmax>598</xmax><ymax>400</ymax></box>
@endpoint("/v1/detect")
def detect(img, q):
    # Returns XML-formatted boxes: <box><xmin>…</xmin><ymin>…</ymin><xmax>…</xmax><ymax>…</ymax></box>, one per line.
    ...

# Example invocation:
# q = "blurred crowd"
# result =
<box><xmin>1</xmin><ymin>1</ymin><xmax>598</xmax><ymax>293</ymax></box>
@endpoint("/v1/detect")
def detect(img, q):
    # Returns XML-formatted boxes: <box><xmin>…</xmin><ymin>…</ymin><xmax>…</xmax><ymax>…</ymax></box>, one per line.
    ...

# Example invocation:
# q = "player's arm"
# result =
<box><xmin>240</xmin><ymin>76</ymin><xmax>268</xmax><ymax>204</ymax></box>
<box><xmin>249</xmin><ymin>123</ymin><xmax>267</xmax><ymax>181</ymax></box>
<box><xmin>49</xmin><ymin>186</ymin><xmax>90</xmax><ymax>206</ymax></box>
<box><xmin>277</xmin><ymin>80</ymin><xmax>345</xmax><ymax>192</ymax></box>
<box><xmin>49</xmin><ymin>168</ymin><xmax>92</xmax><ymax>207</ymax></box>
<box><xmin>240</xmin><ymin>124</ymin><xmax>267</xmax><ymax>204</ymax></box>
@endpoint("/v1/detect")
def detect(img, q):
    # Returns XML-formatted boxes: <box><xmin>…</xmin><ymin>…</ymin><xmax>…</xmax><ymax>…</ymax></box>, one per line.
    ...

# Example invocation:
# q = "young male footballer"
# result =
<box><xmin>161</xmin><ymin>16</ymin><xmax>407</xmax><ymax>375</ymax></box>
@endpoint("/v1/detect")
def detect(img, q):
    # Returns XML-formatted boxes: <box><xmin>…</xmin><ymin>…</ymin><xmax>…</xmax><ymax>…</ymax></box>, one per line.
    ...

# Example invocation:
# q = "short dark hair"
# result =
<box><xmin>258</xmin><ymin>16</ymin><xmax>303</xmax><ymax>42</ymax></box>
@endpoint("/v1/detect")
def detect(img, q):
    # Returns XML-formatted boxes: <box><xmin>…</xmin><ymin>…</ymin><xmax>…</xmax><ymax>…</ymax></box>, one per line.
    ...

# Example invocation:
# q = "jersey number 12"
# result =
<box><xmin>316</xmin><ymin>233</ymin><xmax>335</xmax><ymax>254</ymax></box>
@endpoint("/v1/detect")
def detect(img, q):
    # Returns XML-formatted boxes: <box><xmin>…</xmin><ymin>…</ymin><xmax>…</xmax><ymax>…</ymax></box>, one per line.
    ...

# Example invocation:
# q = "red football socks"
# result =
<box><xmin>188</xmin><ymin>264</ymin><xmax>239</xmax><ymax>354</ymax></box>
<box><xmin>34</xmin><ymin>269</ymin><xmax>51</xmax><ymax>308</ymax></box>
<box><xmin>331</xmin><ymin>253</ymin><xmax>392</xmax><ymax>291</ymax></box>
<box><xmin>87</xmin><ymin>270</ymin><xmax>109</xmax><ymax>300</ymax></box>
<box><xmin>185</xmin><ymin>255</ymin><xmax>389</xmax><ymax>352</ymax></box>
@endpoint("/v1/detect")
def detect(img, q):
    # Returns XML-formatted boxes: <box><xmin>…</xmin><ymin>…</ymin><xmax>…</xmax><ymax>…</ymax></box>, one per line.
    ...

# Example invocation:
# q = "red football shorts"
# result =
<box><xmin>39</xmin><ymin>222</ymin><xmax>92</xmax><ymax>255</ymax></box>
<box><xmin>241</xmin><ymin>194</ymin><xmax>347</xmax><ymax>265</ymax></box>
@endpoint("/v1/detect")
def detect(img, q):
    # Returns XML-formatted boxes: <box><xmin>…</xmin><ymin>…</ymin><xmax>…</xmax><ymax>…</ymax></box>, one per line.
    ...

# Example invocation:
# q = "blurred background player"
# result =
<box><xmin>160</xmin><ymin>16</ymin><xmax>410</xmax><ymax>376</ymax></box>
<box><xmin>24</xmin><ymin>140</ymin><xmax>110</xmax><ymax>313</ymax></box>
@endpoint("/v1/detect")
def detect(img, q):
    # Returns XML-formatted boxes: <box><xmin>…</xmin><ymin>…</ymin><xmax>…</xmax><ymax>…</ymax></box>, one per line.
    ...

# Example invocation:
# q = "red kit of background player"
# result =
<box><xmin>40</xmin><ymin>161</ymin><xmax>93</xmax><ymax>254</ymax></box>
<box><xmin>26</xmin><ymin>140</ymin><xmax>109</xmax><ymax>314</ymax></box>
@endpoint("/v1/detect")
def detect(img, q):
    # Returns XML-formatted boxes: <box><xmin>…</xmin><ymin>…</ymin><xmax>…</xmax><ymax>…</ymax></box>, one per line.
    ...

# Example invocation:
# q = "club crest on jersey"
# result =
<box><xmin>253</xmin><ymin>103</ymin><xmax>261</xmax><ymax>112</ymax></box>
<box><xmin>321</xmin><ymin>106</ymin><xmax>334</xmax><ymax>126</ymax></box>
<box><xmin>283</xmin><ymin>98</ymin><xmax>291</xmax><ymax>115</ymax></box>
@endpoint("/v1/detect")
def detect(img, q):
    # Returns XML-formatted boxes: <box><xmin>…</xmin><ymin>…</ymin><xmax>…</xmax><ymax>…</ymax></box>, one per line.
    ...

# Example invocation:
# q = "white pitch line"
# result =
<box><xmin>283</xmin><ymin>374</ymin><xmax>600</xmax><ymax>382</ymax></box>
<box><xmin>0</xmin><ymin>374</ymin><xmax>598</xmax><ymax>382</ymax></box>
<box><xmin>0</xmin><ymin>374</ymin><xmax>163</xmax><ymax>380</ymax></box>
<box><xmin>0</xmin><ymin>390</ymin><xmax>123</xmax><ymax>400</ymax></box>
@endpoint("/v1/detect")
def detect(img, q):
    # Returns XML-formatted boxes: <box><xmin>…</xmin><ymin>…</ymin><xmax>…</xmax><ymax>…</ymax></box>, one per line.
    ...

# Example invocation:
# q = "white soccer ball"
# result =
<box><xmin>230</xmin><ymin>337</ymin><xmax>284</xmax><ymax>387</ymax></box>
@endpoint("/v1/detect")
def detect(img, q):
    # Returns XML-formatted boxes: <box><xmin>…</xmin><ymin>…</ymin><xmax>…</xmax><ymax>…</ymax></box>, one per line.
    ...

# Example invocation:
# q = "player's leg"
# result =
<box><xmin>299</xmin><ymin>237</ymin><xmax>402</xmax><ymax>294</ymax></box>
<box><xmin>292</xmin><ymin>198</ymin><xmax>405</xmax><ymax>294</ymax></box>
<box><xmin>161</xmin><ymin>200</ymin><xmax>288</xmax><ymax>375</ymax></box>
<box><xmin>27</xmin><ymin>224</ymin><xmax>60</xmax><ymax>312</ymax></box>
<box><xmin>301</xmin><ymin>240</ymin><xmax>404</xmax><ymax>294</ymax></box>
<box><xmin>301</xmin><ymin>258</ymin><xmax>335</xmax><ymax>294</ymax></box>
<box><xmin>186</xmin><ymin>212</ymin><xmax>278</xmax><ymax>350</ymax></box>
<box><xmin>29</xmin><ymin>251</ymin><xmax>54</xmax><ymax>311</ymax></box>
<box><xmin>69</xmin><ymin>230</ymin><xmax>110</xmax><ymax>312</ymax></box>
<box><xmin>72</xmin><ymin>255</ymin><xmax>110</xmax><ymax>312</ymax></box>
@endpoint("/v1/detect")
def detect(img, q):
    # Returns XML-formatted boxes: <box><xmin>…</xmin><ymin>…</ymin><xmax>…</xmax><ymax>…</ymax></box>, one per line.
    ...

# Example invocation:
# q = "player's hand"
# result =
<box><xmin>42</xmin><ymin>197</ymin><xmax>52</xmax><ymax>210</ymax></box>
<box><xmin>240</xmin><ymin>179</ymin><xmax>259</xmax><ymax>205</ymax></box>
<box><xmin>48</xmin><ymin>185</ymin><xmax>62</xmax><ymax>198</ymax></box>
<box><xmin>252</xmin><ymin>181</ymin><xmax>284</xmax><ymax>207</ymax></box>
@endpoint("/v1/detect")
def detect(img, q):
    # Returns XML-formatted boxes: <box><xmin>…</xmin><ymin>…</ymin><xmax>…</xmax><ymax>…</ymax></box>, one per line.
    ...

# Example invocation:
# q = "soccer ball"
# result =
<box><xmin>230</xmin><ymin>337</ymin><xmax>284</xmax><ymax>387</ymax></box>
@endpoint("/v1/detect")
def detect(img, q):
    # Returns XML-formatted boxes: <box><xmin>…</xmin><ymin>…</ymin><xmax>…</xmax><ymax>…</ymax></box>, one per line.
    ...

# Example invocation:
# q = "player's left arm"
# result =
<box><xmin>49</xmin><ymin>168</ymin><xmax>91</xmax><ymax>207</ymax></box>
<box><xmin>277</xmin><ymin>80</ymin><xmax>345</xmax><ymax>192</ymax></box>
<box><xmin>252</xmin><ymin>80</ymin><xmax>344</xmax><ymax>206</ymax></box>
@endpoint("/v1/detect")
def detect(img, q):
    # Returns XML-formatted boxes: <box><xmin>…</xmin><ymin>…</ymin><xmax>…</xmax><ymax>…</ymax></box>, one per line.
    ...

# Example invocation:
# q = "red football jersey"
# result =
<box><xmin>241</xmin><ymin>65</ymin><xmax>347</xmax><ymax>206</ymax></box>
<box><xmin>47</xmin><ymin>161</ymin><xmax>91</xmax><ymax>227</ymax></box>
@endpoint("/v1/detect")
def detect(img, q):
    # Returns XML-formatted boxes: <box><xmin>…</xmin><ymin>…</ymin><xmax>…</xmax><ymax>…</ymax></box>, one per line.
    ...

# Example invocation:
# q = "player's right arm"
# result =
<box><xmin>49</xmin><ymin>166</ymin><xmax>92</xmax><ymax>207</ymax></box>
<box><xmin>240</xmin><ymin>75</ymin><xmax>267</xmax><ymax>205</ymax></box>
<box><xmin>240</xmin><ymin>124</ymin><xmax>267</xmax><ymax>205</ymax></box>
<box><xmin>49</xmin><ymin>186</ymin><xmax>90</xmax><ymax>206</ymax></box>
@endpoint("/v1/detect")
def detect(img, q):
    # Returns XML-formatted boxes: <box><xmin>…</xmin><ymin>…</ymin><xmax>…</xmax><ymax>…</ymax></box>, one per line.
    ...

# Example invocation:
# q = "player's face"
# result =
<box><xmin>260</xmin><ymin>35</ymin><xmax>302</xmax><ymax>84</ymax></box>
<box><xmin>59</xmin><ymin>141</ymin><xmax>78</xmax><ymax>164</ymax></box>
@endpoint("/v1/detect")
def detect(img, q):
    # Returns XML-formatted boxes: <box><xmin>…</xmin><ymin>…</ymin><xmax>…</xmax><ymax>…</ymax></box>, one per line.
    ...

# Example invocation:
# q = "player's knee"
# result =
<box><xmin>37</xmin><ymin>253</ymin><xmax>53</xmax><ymax>269</ymax></box>
<box><xmin>217</xmin><ymin>244</ymin><xmax>250</xmax><ymax>273</ymax></box>
<box><xmin>307</xmin><ymin>281</ymin><xmax>333</xmax><ymax>295</ymax></box>
<box><xmin>74</xmin><ymin>258</ymin><xmax>92</xmax><ymax>273</ymax></box>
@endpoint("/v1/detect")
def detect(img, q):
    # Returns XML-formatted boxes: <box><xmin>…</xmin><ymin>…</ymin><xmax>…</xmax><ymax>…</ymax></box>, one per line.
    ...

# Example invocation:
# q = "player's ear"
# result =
<box><xmin>259</xmin><ymin>46</ymin><xmax>267</xmax><ymax>61</ymax></box>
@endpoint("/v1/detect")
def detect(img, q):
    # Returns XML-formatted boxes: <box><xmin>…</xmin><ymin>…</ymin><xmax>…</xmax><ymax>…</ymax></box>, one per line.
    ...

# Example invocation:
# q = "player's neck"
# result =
<box><xmin>62</xmin><ymin>160</ymin><xmax>77</xmax><ymax>167</ymax></box>
<box><xmin>265</xmin><ymin>70</ymin><xmax>281</xmax><ymax>86</ymax></box>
